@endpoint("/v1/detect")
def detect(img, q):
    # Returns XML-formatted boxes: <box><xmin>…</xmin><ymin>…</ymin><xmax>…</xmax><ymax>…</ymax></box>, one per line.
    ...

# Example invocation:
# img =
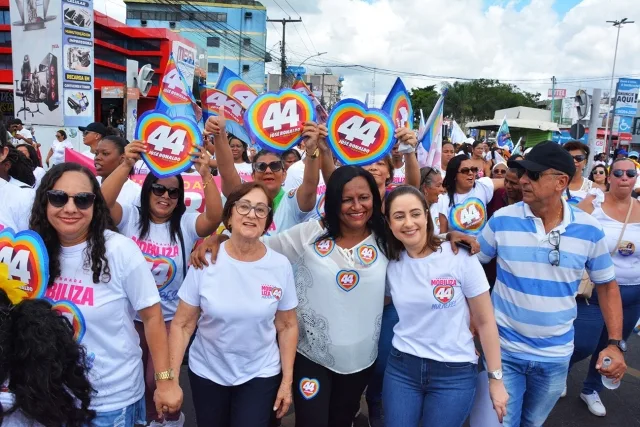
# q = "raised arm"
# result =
<box><xmin>317</xmin><ymin>124</ymin><xmax>335</xmax><ymax>184</ymax></box>
<box><xmin>204</xmin><ymin>108</ymin><xmax>242</xmax><ymax>197</ymax></box>
<box><xmin>191</xmin><ymin>144</ymin><xmax>223</xmax><ymax>237</ymax></box>
<box><xmin>396</xmin><ymin>127</ymin><xmax>420</xmax><ymax>188</ymax></box>
<box><xmin>296</xmin><ymin>122</ymin><xmax>321</xmax><ymax>213</ymax></box>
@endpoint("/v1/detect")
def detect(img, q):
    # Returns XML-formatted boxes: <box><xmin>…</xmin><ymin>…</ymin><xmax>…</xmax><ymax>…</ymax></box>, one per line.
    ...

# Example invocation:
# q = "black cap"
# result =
<box><xmin>78</xmin><ymin>122</ymin><xmax>108</xmax><ymax>136</ymax></box>
<box><xmin>508</xmin><ymin>141</ymin><xmax>576</xmax><ymax>177</ymax></box>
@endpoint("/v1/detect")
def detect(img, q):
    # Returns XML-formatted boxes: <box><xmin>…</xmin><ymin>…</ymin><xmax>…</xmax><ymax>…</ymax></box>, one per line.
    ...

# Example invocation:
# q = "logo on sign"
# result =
<box><xmin>433</xmin><ymin>284</ymin><xmax>454</xmax><ymax>304</ymax></box>
<box><xmin>336</xmin><ymin>270</ymin><xmax>359</xmax><ymax>292</ymax></box>
<box><xmin>381</xmin><ymin>78</ymin><xmax>414</xmax><ymax>130</ymax></box>
<box><xmin>356</xmin><ymin>244</ymin><xmax>378</xmax><ymax>266</ymax></box>
<box><xmin>261</xmin><ymin>284</ymin><xmax>282</xmax><ymax>300</ymax></box>
<box><xmin>0</xmin><ymin>229</ymin><xmax>49</xmax><ymax>300</ymax></box>
<box><xmin>159</xmin><ymin>64</ymin><xmax>190</xmax><ymax>105</ymax></box>
<box><xmin>299</xmin><ymin>378</ymin><xmax>320</xmax><ymax>400</ymax></box>
<box><xmin>201</xmin><ymin>87</ymin><xmax>245</xmax><ymax>125</ymax></box>
<box><xmin>144</xmin><ymin>254</ymin><xmax>177</xmax><ymax>291</ymax></box>
<box><xmin>314</xmin><ymin>239</ymin><xmax>334</xmax><ymax>257</ymax></box>
<box><xmin>177</xmin><ymin>46</ymin><xmax>195</xmax><ymax>65</ymax></box>
<box><xmin>448</xmin><ymin>197</ymin><xmax>487</xmax><ymax>235</ymax></box>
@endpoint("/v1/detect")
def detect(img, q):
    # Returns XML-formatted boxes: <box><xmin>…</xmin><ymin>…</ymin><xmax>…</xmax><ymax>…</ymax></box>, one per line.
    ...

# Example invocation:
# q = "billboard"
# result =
<box><xmin>172</xmin><ymin>40</ymin><xmax>196</xmax><ymax>90</ymax></box>
<box><xmin>613</xmin><ymin>78</ymin><xmax>640</xmax><ymax>117</ymax></box>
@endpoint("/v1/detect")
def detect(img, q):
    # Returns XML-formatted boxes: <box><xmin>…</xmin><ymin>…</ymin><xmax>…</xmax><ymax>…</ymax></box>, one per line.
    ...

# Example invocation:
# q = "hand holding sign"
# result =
<box><xmin>205</xmin><ymin>106</ymin><xmax>226</xmax><ymax>136</ymax></box>
<box><xmin>301</xmin><ymin>122</ymin><xmax>320</xmax><ymax>156</ymax></box>
<box><xmin>124</xmin><ymin>140</ymin><xmax>146</xmax><ymax>167</ymax></box>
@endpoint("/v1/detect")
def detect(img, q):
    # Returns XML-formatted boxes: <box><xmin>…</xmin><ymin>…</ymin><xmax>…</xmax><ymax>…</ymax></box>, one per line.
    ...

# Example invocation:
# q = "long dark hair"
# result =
<box><xmin>2</xmin><ymin>146</ymin><xmax>35</xmax><ymax>187</ymax></box>
<box><xmin>444</xmin><ymin>154</ymin><xmax>471</xmax><ymax>207</ymax></box>
<box><xmin>317</xmin><ymin>166</ymin><xmax>388</xmax><ymax>257</ymax></box>
<box><xmin>0</xmin><ymin>294</ymin><xmax>95</xmax><ymax>426</ymax></box>
<box><xmin>384</xmin><ymin>186</ymin><xmax>442</xmax><ymax>260</ymax></box>
<box><xmin>138</xmin><ymin>173</ymin><xmax>186</xmax><ymax>244</ymax></box>
<box><xmin>16</xmin><ymin>143</ymin><xmax>42</xmax><ymax>168</ymax></box>
<box><xmin>588</xmin><ymin>164</ymin><xmax>608</xmax><ymax>183</ymax></box>
<box><xmin>29</xmin><ymin>163</ymin><xmax>116</xmax><ymax>286</ymax></box>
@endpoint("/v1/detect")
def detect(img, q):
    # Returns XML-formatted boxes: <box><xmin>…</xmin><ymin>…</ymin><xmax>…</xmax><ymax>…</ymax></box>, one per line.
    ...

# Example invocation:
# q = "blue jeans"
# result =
<box><xmin>570</xmin><ymin>284</ymin><xmax>640</xmax><ymax>395</ymax></box>
<box><xmin>382</xmin><ymin>347</ymin><xmax>477</xmax><ymax>427</ymax></box>
<box><xmin>91</xmin><ymin>397</ymin><xmax>146</xmax><ymax>426</ymax></box>
<box><xmin>501</xmin><ymin>355</ymin><xmax>568</xmax><ymax>427</ymax></box>
<box><xmin>365</xmin><ymin>302</ymin><xmax>399</xmax><ymax>405</ymax></box>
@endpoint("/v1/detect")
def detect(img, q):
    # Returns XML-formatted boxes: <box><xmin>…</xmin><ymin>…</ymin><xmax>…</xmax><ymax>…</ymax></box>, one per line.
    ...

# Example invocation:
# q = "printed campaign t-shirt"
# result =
<box><xmin>0</xmin><ymin>178</ymin><xmax>35</xmax><ymax>232</ymax></box>
<box><xmin>386</xmin><ymin>242</ymin><xmax>489</xmax><ymax>363</ymax></box>
<box><xmin>234</xmin><ymin>162</ymin><xmax>253</xmax><ymax>182</ymax></box>
<box><xmin>264</xmin><ymin>220</ymin><xmax>389</xmax><ymax>374</ymax></box>
<box><xmin>117</xmin><ymin>204</ymin><xmax>200</xmax><ymax>320</ymax></box>
<box><xmin>266</xmin><ymin>188</ymin><xmax>309</xmax><ymax>235</ymax></box>
<box><xmin>43</xmin><ymin>231</ymin><xmax>160</xmax><ymax>412</ymax></box>
<box><xmin>179</xmin><ymin>242</ymin><xmax>298</xmax><ymax>386</ymax></box>
<box><xmin>284</xmin><ymin>159</ymin><xmax>326</xmax><ymax>221</ymax></box>
<box><xmin>437</xmin><ymin>177</ymin><xmax>494</xmax><ymax>236</ymax></box>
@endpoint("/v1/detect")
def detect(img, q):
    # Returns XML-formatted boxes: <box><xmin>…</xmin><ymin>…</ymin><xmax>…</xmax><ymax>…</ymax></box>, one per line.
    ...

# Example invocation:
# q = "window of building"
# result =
<box><xmin>208</xmin><ymin>63</ymin><xmax>219</xmax><ymax>73</ymax></box>
<box><xmin>243</xmin><ymin>38</ymin><xmax>251</xmax><ymax>48</ymax></box>
<box><xmin>207</xmin><ymin>37</ymin><xmax>220</xmax><ymax>48</ymax></box>
<box><xmin>242</xmin><ymin>64</ymin><xmax>250</xmax><ymax>74</ymax></box>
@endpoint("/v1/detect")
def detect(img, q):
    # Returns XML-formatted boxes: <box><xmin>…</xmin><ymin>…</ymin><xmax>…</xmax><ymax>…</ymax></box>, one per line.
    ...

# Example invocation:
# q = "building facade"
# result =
<box><xmin>266</xmin><ymin>72</ymin><xmax>343</xmax><ymax>109</ymax></box>
<box><xmin>125</xmin><ymin>0</ymin><xmax>267</xmax><ymax>92</ymax></box>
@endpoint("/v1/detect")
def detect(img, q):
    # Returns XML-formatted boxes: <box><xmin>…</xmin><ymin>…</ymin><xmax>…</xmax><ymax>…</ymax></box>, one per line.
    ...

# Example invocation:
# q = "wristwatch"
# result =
<box><xmin>487</xmin><ymin>369</ymin><xmax>503</xmax><ymax>380</ymax></box>
<box><xmin>607</xmin><ymin>339</ymin><xmax>627</xmax><ymax>353</ymax></box>
<box><xmin>155</xmin><ymin>368</ymin><xmax>175</xmax><ymax>381</ymax></box>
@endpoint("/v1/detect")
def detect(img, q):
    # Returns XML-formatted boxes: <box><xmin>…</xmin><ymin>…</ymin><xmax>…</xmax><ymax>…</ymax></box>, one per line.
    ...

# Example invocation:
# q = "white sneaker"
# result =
<box><xmin>580</xmin><ymin>392</ymin><xmax>606</xmax><ymax>417</ymax></box>
<box><xmin>560</xmin><ymin>384</ymin><xmax>567</xmax><ymax>398</ymax></box>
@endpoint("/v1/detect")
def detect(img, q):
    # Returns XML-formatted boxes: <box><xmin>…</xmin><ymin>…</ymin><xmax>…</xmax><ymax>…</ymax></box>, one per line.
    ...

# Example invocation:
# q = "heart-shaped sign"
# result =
<box><xmin>336</xmin><ymin>269</ymin><xmax>360</xmax><ymax>292</ymax></box>
<box><xmin>326</xmin><ymin>99</ymin><xmax>395</xmax><ymax>166</ymax></box>
<box><xmin>49</xmin><ymin>300</ymin><xmax>87</xmax><ymax>342</ymax></box>
<box><xmin>243</xmin><ymin>88</ymin><xmax>316</xmax><ymax>154</ymax></box>
<box><xmin>135</xmin><ymin>112</ymin><xmax>203</xmax><ymax>179</ymax></box>
<box><xmin>381</xmin><ymin>77</ymin><xmax>414</xmax><ymax>130</ymax></box>
<box><xmin>144</xmin><ymin>254</ymin><xmax>177</xmax><ymax>291</ymax></box>
<box><xmin>0</xmin><ymin>228</ymin><xmax>49</xmax><ymax>300</ymax></box>
<box><xmin>299</xmin><ymin>377</ymin><xmax>320</xmax><ymax>400</ymax></box>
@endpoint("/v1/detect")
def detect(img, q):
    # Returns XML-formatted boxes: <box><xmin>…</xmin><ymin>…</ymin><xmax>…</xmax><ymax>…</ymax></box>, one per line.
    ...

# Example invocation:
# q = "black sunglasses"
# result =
<box><xmin>611</xmin><ymin>169</ymin><xmax>638</xmax><ymax>178</ymax></box>
<box><xmin>151</xmin><ymin>183</ymin><xmax>180</xmax><ymax>199</ymax></box>
<box><xmin>47</xmin><ymin>190</ymin><xmax>96</xmax><ymax>210</ymax></box>
<box><xmin>253</xmin><ymin>161</ymin><xmax>284</xmax><ymax>173</ymax></box>
<box><xmin>571</xmin><ymin>154</ymin><xmax>587</xmax><ymax>162</ymax></box>
<box><xmin>458</xmin><ymin>166</ymin><xmax>479</xmax><ymax>175</ymax></box>
<box><xmin>515</xmin><ymin>169</ymin><xmax>565</xmax><ymax>181</ymax></box>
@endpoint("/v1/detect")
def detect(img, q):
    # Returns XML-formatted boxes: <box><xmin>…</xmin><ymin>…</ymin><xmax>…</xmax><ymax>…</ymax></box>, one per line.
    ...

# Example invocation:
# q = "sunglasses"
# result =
<box><xmin>458</xmin><ymin>166</ymin><xmax>479</xmax><ymax>175</ymax></box>
<box><xmin>419</xmin><ymin>167</ymin><xmax>439</xmax><ymax>187</ymax></box>
<box><xmin>493</xmin><ymin>169</ymin><xmax>507</xmax><ymax>175</ymax></box>
<box><xmin>151</xmin><ymin>183</ymin><xmax>180</xmax><ymax>199</ymax></box>
<box><xmin>46</xmin><ymin>190</ymin><xmax>96</xmax><ymax>210</ymax></box>
<box><xmin>572</xmin><ymin>154</ymin><xmax>587</xmax><ymax>162</ymax></box>
<box><xmin>611</xmin><ymin>169</ymin><xmax>638</xmax><ymax>178</ymax></box>
<box><xmin>515</xmin><ymin>169</ymin><xmax>565</xmax><ymax>181</ymax></box>
<box><xmin>253</xmin><ymin>161</ymin><xmax>284</xmax><ymax>173</ymax></box>
<box><xmin>593</xmin><ymin>170</ymin><xmax>606</xmax><ymax>175</ymax></box>
<box><xmin>548</xmin><ymin>230</ymin><xmax>561</xmax><ymax>267</ymax></box>
<box><xmin>234</xmin><ymin>201</ymin><xmax>271</xmax><ymax>219</ymax></box>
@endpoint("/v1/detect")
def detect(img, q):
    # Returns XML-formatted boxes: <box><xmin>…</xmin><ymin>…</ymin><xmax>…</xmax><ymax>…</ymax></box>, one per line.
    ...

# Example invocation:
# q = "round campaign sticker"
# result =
<box><xmin>271</xmin><ymin>286</ymin><xmax>282</xmax><ymax>301</ymax></box>
<box><xmin>336</xmin><ymin>270</ymin><xmax>360</xmax><ymax>292</ymax></box>
<box><xmin>326</xmin><ymin>98</ymin><xmax>395</xmax><ymax>166</ymax></box>
<box><xmin>135</xmin><ymin>112</ymin><xmax>203</xmax><ymax>179</ymax></box>
<box><xmin>144</xmin><ymin>254</ymin><xmax>177</xmax><ymax>291</ymax></box>
<box><xmin>449</xmin><ymin>197</ymin><xmax>487</xmax><ymax>236</ymax></box>
<box><xmin>0</xmin><ymin>228</ymin><xmax>49</xmax><ymax>300</ymax></box>
<box><xmin>50</xmin><ymin>300</ymin><xmax>87</xmax><ymax>342</ymax></box>
<box><xmin>299</xmin><ymin>378</ymin><xmax>320</xmax><ymax>400</ymax></box>
<box><xmin>243</xmin><ymin>89</ymin><xmax>316</xmax><ymax>154</ymax></box>
<box><xmin>288</xmin><ymin>189</ymin><xmax>296</xmax><ymax>198</ymax></box>
<box><xmin>433</xmin><ymin>285</ymin><xmax>454</xmax><ymax>304</ymax></box>
<box><xmin>356</xmin><ymin>244</ymin><xmax>378</xmax><ymax>266</ymax></box>
<box><xmin>618</xmin><ymin>241</ymin><xmax>635</xmax><ymax>257</ymax></box>
<box><xmin>200</xmin><ymin>87</ymin><xmax>245</xmax><ymax>125</ymax></box>
<box><xmin>314</xmin><ymin>239</ymin><xmax>335</xmax><ymax>257</ymax></box>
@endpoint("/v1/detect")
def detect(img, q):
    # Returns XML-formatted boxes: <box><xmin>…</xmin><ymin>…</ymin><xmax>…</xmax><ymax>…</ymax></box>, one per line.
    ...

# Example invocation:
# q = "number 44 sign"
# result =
<box><xmin>135</xmin><ymin>112</ymin><xmax>203</xmax><ymax>178</ymax></box>
<box><xmin>327</xmin><ymin>99</ymin><xmax>395</xmax><ymax>166</ymax></box>
<box><xmin>0</xmin><ymin>228</ymin><xmax>49</xmax><ymax>301</ymax></box>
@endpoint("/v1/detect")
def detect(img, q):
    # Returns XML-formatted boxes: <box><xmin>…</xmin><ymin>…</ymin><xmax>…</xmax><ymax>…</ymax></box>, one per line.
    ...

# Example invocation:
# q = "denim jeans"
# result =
<box><xmin>365</xmin><ymin>302</ymin><xmax>399</xmax><ymax>405</ymax></box>
<box><xmin>501</xmin><ymin>355</ymin><xmax>569</xmax><ymax>427</ymax></box>
<box><xmin>382</xmin><ymin>347</ymin><xmax>477</xmax><ymax>427</ymax></box>
<box><xmin>91</xmin><ymin>397</ymin><xmax>146</xmax><ymax>427</ymax></box>
<box><xmin>570</xmin><ymin>284</ymin><xmax>640</xmax><ymax>394</ymax></box>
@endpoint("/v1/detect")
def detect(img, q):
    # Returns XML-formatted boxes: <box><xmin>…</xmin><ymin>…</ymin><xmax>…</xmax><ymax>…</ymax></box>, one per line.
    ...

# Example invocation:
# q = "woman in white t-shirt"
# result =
<box><xmin>562</xmin><ymin>140</ymin><xmax>594</xmax><ymax>205</ymax></box>
<box><xmin>29</xmin><ymin>163</ymin><xmax>182</xmax><ymax>425</ymax></box>
<box><xmin>101</xmin><ymin>140</ymin><xmax>222</xmax><ymax>425</ymax></box>
<box><xmin>383</xmin><ymin>186</ymin><xmax>507</xmax><ymax>427</ymax></box>
<box><xmin>46</xmin><ymin>130</ymin><xmax>73</xmax><ymax>167</ymax></box>
<box><xmin>168</xmin><ymin>182</ymin><xmax>298</xmax><ymax>427</ymax></box>
<box><xmin>0</xmin><ymin>295</ymin><xmax>95</xmax><ymax>426</ymax></box>
<box><xmin>0</xmin><ymin>132</ymin><xmax>35</xmax><ymax>232</ymax></box>
<box><xmin>94</xmin><ymin>135</ymin><xmax>142</xmax><ymax>207</ymax></box>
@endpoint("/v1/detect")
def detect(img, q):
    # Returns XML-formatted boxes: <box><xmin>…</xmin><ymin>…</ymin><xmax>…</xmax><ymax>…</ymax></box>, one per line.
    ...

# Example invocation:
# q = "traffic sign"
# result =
<box><xmin>569</xmin><ymin>123</ymin><xmax>585</xmax><ymax>140</ymax></box>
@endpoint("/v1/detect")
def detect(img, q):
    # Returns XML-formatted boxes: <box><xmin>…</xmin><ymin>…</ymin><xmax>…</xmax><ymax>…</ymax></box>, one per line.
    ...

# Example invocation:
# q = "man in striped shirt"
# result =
<box><xmin>477</xmin><ymin>141</ymin><xmax>626</xmax><ymax>427</ymax></box>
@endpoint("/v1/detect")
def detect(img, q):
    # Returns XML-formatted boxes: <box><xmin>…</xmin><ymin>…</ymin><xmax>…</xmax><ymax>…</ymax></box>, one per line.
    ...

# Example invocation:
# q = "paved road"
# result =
<box><xmin>178</xmin><ymin>334</ymin><xmax>640</xmax><ymax>426</ymax></box>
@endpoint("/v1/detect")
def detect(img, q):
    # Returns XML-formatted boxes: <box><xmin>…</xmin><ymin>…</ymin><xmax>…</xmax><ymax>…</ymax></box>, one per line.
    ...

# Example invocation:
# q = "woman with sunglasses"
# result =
<box><xmin>29</xmin><ymin>163</ymin><xmax>182</xmax><ymax>426</ymax></box>
<box><xmin>563</xmin><ymin>141</ymin><xmax>594</xmax><ymax>205</ymax></box>
<box><xmin>589</xmin><ymin>164</ymin><xmax>609</xmax><ymax>191</ymax></box>
<box><xmin>168</xmin><ymin>182</ymin><xmax>298</xmax><ymax>427</ymax></box>
<box><xmin>569</xmin><ymin>158</ymin><xmax>640</xmax><ymax>417</ymax></box>
<box><xmin>491</xmin><ymin>162</ymin><xmax>507</xmax><ymax>179</ymax></box>
<box><xmin>94</xmin><ymin>135</ymin><xmax>142</xmax><ymax>207</ymax></box>
<box><xmin>100</xmin><ymin>140</ymin><xmax>222</xmax><ymax>425</ymax></box>
<box><xmin>46</xmin><ymin>129</ymin><xmax>73</xmax><ymax>168</ymax></box>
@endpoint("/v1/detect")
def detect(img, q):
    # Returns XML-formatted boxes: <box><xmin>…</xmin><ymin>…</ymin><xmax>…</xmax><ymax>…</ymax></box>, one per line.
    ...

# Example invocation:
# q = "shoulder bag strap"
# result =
<box><xmin>611</xmin><ymin>199</ymin><xmax>634</xmax><ymax>255</ymax></box>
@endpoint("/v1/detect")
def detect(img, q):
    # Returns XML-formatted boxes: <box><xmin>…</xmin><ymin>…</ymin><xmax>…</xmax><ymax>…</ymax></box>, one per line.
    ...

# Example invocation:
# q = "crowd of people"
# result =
<box><xmin>0</xmin><ymin>111</ymin><xmax>638</xmax><ymax>427</ymax></box>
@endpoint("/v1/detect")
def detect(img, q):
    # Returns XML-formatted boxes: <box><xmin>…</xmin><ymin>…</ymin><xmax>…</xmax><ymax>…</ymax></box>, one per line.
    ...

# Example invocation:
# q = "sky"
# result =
<box><xmin>95</xmin><ymin>0</ymin><xmax>640</xmax><ymax>106</ymax></box>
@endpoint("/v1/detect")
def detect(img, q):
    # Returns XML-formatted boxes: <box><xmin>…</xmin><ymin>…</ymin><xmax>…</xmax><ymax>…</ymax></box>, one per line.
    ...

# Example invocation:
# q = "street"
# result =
<box><xmin>178</xmin><ymin>334</ymin><xmax>640</xmax><ymax>426</ymax></box>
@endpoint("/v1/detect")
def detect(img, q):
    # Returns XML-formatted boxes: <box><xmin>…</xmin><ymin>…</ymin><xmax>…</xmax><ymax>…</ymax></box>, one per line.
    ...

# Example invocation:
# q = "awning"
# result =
<box><xmin>466</xmin><ymin>118</ymin><xmax>559</xmax><ymax>132</ymax></box>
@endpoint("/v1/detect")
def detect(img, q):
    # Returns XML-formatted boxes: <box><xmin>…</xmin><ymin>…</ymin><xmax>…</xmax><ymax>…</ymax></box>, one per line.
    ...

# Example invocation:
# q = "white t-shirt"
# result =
<box><xmin>266</xmin><ymin>188</ymin><xmax>308</xmax><ymax>235</ymax></box>
<box><xmin>386</xmin><ymin>242</ymin><xmax>489</xmax><ymax>362</ymax></box>
<box><xmin>391</xmin><ymin>164</ymin><xmax>406</xmax><ymax>187</ymax></box>
<box><xmin>50</xmin><ymin>139</ymin><xmax>74</xmax><ymax>166</ymax></box>
<box><xmin>437</xmin><ymin>177</ymin><xmax>494</xmax><ymax>236</ymax></box>
<box><xmin>117</xmin><ymin>204</ymin><xmax>200</xmax><ymax>320</ymax></box>
<box><xmin>264</xmin><ymin>220</ymin><xmax>389</xmax><ymax>374</ymax></box>
<box><xmin>133</xmin><ymin>160</ymin><xmax>149</xmax><ymax>175</ymax></box>
<box><xmin>33</xmin><ymin>167</ymin><xmax>46</xmax><ymax>188</ymax></box>
<box><xmin>430</xmin><ymin>199</ymin><xmax>441</xmax><ymax>236</ymax></box>
<box><xmin>0</xmin><ymin>178</ymin><xmax>35</xmax><ymax>232</ymax></box>
<box><xmin>563</xmin><ymin>177</ymin><xmax>594</xmax><ymax>206</ymax></box>
<box><xmin>234</xmin><ymin>162</ymin><xmax>253</xmax><ymax>182</ymax></box>
<box><xmin>8</xmin><ymin>177</ymin><xmax>30</xmax><ymax>188</ymax></box>
<box><xmin>11</xmin><ymin>128</ymin><xmax>32</xmax><ymax>146</ymax></box>
<box><xmin>178</xmin><ymin>243</ymin><xmax>298</xmax><ymax>386</ymax></box>
<box><xmin>42</xmin><ymin>231</ymin><xmax>160</xmax><ymax>412</ymax></box>
<box><xmin>96</xmin><ymin>176</ymin><xmax>141</xmax><ymax>207</ymax></box>
<box><xmin>283</xmin><ymin>160</ymin><xmax>326</xmax><ymax>221</ymax></box>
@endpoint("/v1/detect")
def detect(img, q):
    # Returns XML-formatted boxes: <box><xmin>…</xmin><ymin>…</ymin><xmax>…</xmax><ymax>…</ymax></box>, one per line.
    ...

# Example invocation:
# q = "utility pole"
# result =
<box><xmin>316</xmin><ymin>69</ymin><xmax>332</xmax><ymax>107</ymax></box>
<box><xmin>550</xmin><ymin>76</ymin><xmax>557</xmax><ymax>122</ymax></box>
<box><xmin>372</xmin><ymin>67</ymin><xmax>376</xmax><ymax>108</ymax></box>
<box><xmin>585</xmin><ymin>89</ymin><xmax>602</xmax><ymax>177</ymax></box>
<box><xmin>267</xmin><ymin>17</ymin><xmax>302</xmax><ymax>88</ymax></box>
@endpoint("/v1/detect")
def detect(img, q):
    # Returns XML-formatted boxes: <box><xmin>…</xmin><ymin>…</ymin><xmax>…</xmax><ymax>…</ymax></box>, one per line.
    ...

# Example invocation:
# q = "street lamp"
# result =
<box><xmin>604</xmin><ymin>18</ymin><xmax>634</xmax><ymax>155</ymax></box>
<box><xmin>298</xmin><ymin>52</ymin><xmax>327</xmax><ymax>68</ymax></box>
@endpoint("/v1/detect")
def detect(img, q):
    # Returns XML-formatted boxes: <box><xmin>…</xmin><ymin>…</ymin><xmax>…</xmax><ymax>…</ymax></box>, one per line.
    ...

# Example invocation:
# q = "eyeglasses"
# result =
<box><xmin>611</xmin><ymin>169</ymin><xmax>638</xmax><ymax>178</ymax></box>
<box><xmin>593</xmin><ymin>170</ymin><xmax>606</xmax><ymax>175</ymax></box>
<box><xmin>151</xmin><ymin>183</ymin><xmax>180</xmax><ymax>199</ymax></box>
<box><xmin>234</xmin><ymin>201</ymin><xmax>271</xmax><ymax>219</ymax></box>
<box><xmin>571</xmin><ymin>154</ymin><xmax>587</xmax><ymax>162</ymax></box>
<box><xmin>515</xmin><ymin>169</ymin><xmax>565</xmax><ymax>181</ymax></box>
<box><xmin>253</xmin><ymin>161</ymin><xmax>283</xmax><ymax>173</ymax></box>
<box><xmin>46</xmin><ymin>190</ymin><xmax>96</xmax><ymax>210</ymax></box>
<box><xmin>548</xmin><ymin>230</ymin><xmax>561</xmax><ymax>267</ymax></box>
<box><xmin>458</xmin><ymin>166</ymin><xmax>479</xmax><ymax>175</ymax></box>
<box><xmin>493</xmin><ymin>169</ymin><xmax>507</xmax><ymax>176</ymax></box>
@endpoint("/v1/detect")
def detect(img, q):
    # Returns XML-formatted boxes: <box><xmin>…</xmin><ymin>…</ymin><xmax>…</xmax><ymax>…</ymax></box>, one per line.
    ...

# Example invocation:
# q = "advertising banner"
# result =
<box><xmin>10</xmin><ymin>0</ymin><xmax>64</xmax><ymax>125</ymax></box>
<box><xmin>614</xmin><ymin>78</ymin><xmax>640</xmax><ymax>117</ymax></box>
<box><xmin>172</xmin><ymin>40</ymin><xmax>197</xmax><ymax>90</ymax></box>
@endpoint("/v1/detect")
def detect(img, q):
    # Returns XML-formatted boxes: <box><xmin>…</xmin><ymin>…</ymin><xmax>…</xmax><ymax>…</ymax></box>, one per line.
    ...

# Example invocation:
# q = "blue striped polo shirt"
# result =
<box><xmin>477</xmin><ymin>199</ymin><xmax>615</xmax><ymax>362</ymax></box>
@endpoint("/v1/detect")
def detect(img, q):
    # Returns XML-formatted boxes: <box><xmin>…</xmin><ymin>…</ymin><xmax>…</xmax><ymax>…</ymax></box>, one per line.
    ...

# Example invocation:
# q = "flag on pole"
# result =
<box><xmin>156</xmin><ymin>54</ymin><xmax>202</xmax><ymax>123</ymax></box>
<box><xmin>451</xmin><ymin>120</ymin><xmax>466</xmax><ymax>144</ymax></box>
<box><xmin>419</xmin><ymin>90</ymin><xmax>447</xmax><ymax>170</ymax></box>
<box><xmin>496</xmin><ymin>116</ymin><xmax>514</xmax><ymax>151</ymax></box>
<box><xmin>215</xmin><ymin>66</ymin><xmax>258</xmax><ymax>110</ymax></box>
<box><xmin>292</xmin><ymin>77</ymin><xmax>329</xmax><ymax>124</ymax></box>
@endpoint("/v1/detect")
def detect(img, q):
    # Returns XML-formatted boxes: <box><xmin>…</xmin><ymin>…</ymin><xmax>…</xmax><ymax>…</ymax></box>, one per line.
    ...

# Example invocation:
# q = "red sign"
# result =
<box><xmin>548</xmin><ymin>89</ymin><xmax>567</xmax><ymax>99</ymax></box>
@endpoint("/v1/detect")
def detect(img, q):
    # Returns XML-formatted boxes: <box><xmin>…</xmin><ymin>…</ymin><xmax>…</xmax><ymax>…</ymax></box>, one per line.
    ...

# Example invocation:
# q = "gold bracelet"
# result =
<box><xmin>202</xmin><ymin>175</ymin><xmax>214</xmax><ymax>189</ymax></box>
<box><xmin>307</xmin><ymin>147</ymin><xmax>320</xmax><ymax>159</ymax></box>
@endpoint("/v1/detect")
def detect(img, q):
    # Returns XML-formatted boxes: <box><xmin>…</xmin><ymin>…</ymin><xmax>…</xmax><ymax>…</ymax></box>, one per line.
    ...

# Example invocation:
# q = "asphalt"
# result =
<box><xmin>178</xmin><ymin>334</ymin><xmax>640</xmax><ymax>427</ymax></box>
